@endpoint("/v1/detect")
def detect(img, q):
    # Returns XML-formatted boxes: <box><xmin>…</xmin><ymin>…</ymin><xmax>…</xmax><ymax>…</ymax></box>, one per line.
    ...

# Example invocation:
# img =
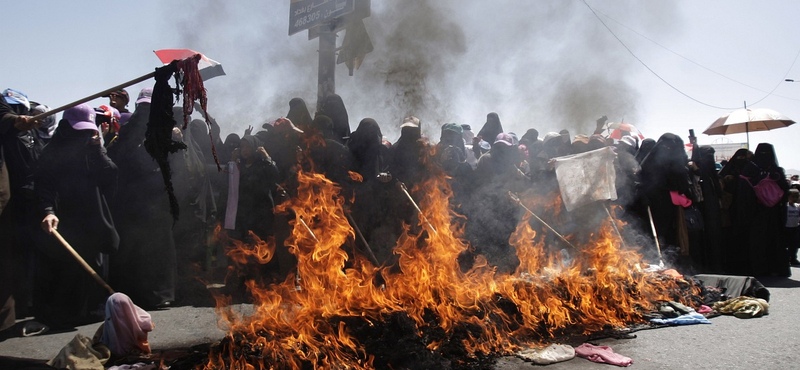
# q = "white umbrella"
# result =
<box><xmin>703</xmin><ymin>107</ymin><xmax>795</xmax><ymax>146</ymax></box>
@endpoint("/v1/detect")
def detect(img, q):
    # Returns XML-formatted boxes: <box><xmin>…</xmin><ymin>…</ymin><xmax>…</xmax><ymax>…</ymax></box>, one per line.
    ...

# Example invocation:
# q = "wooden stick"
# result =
<box><xmin>30</xmin><ymin>72</ymin><xmax>156</xmax><ymax>122</ymax></box>
<box><xmin>51</xmin><ymin>229</ymin><xmax>115</xmax><ymax>295</ymax></box>
<box><xmin>298</xmin><ymin>216</ymin><xmax>319</xmax><ymax>243</ymax></box>
<box><xmin>398</xmin><ymin>181</ymin><xmax>437</xmax><ymax>235</ymax></box>
<box><xmin>646</xmin><ymin>206</ymin><xmax>665</xmax><ymax>267</ymax></box>
<box><xmin>345</xmin><ymin>211</ymin><xmax>380</xmax><ymax>266</ymax></box>
<box><xmin>508</xmin><ymin>191</ymin><xmax>578</xmax><ymax>251</ymax></box>
<box><xmin>603</xmin><ymin>204</ymin><xmax>628</xmax><ymax>249</ymax></box>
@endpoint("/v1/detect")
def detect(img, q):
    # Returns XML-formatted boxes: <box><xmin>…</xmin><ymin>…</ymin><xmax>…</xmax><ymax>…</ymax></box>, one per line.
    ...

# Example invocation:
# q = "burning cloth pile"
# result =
<box><xmin>191</xmin><ymin>163</ymin><xmax>707</xmax><ymax>370</ymax></box>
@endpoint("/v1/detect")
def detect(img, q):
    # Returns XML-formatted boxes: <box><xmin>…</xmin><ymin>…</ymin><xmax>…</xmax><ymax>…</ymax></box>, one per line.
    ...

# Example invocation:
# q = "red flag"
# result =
<box><xmin>153</xmin><ymin>49</ymin><xmax>225</xmax><ymax>80</ymax></box>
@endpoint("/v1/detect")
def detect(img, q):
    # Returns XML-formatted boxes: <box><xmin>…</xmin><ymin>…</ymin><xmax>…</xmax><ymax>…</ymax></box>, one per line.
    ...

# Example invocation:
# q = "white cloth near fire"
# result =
<box><xmin>224</xmin><ymin>161</ymin><xmax>240</xmax><ymax>230</ymax></box>
<box><xmin>553</xmin><ymin>147</ymin><xmax>617</xmax><ymax>212</ymax></box>
<box><xmin>516</xmin><ymin>343</ymin><xmax>576</xmax><ymax>365</ymax></box>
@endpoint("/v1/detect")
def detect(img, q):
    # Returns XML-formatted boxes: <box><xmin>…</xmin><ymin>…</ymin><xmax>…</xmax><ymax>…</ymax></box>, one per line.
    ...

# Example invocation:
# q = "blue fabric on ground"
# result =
<box><xmin>650</xmin><ymin>312</ymin><xmax>712</xmax><ymax>325</ymax></box>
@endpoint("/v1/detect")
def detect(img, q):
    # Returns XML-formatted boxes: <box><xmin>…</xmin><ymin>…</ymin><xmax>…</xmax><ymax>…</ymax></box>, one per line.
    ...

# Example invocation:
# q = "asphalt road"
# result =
<box><xmin>2</xmin><ymin>269</ymin><xmax>799</xmax><ymax>370</ymax></box>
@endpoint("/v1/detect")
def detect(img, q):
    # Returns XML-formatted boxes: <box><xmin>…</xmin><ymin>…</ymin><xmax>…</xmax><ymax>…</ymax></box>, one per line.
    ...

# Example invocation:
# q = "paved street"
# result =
<box><xmin>2</xmin><ymin>269</ymin><xmax>799</xmax><ymax>369</ymax></box>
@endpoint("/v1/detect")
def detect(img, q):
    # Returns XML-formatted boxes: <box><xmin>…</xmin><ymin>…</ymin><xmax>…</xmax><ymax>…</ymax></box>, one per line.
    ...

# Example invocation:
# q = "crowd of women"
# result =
<box><xmin>1</xmin><ymin>87</ymin><xmax>795</xmax><ymax>336</ymax></box>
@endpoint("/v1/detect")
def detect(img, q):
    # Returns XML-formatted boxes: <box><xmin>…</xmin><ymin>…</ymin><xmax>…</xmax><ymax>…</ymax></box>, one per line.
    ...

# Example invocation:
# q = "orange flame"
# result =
<box><xmin>348</xmin><ymin>171</ymin><xmax>363</xmax><ymax>182</ymax></box>
<box><xmin>204</xmin><ymin>167</ymin><xmax>695</xmax><ymax>369</ymax></box>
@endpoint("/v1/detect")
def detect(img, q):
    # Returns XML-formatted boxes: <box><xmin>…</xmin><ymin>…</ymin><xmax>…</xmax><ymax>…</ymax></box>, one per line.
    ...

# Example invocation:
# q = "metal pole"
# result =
<box><xmin>317</xmin><ymin>23</ymin><xmax>337</xmax><ymax>111</ymax></box>
<box><xmin>744</xmin><ymin>101</ymin><xmax>750</xmax><ymax>149</ymax></box>
<box><xmin>746</xmin><ymin>121</ymin><xmax>750</xmax><ymax>149</ymax></box>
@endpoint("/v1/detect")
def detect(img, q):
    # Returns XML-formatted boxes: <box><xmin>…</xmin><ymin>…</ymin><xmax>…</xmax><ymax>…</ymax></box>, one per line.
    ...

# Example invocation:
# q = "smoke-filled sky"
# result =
<box><xmin>4</xmin><ymin>0</ymin><xmax>800</xmax><ymax>170</ymax></box>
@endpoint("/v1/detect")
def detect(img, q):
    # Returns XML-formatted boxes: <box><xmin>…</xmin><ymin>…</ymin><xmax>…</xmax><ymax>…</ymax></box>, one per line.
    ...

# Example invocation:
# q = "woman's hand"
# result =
<box><xmin>256</xmin><ymin>146</ymin><xmax>270</xmax><ymax>160</ymax></box>
<box><xmin>41</xmin><ymin>214</ymin><xmax>59</xmax><ymax>234</ymax></box>
<box><xmin>231</xmin><ymin>148</ymin><xmax>240</xmax><ymax>163</ymax></box>
<box><xmin>89</xmin><ymin>132</ymin><xmax>102</xmax><ymax>146</ymax></box>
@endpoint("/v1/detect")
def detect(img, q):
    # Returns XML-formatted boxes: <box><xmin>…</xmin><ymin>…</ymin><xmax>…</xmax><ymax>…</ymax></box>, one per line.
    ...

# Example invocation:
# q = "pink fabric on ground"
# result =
<box><xmin>100</xmin><ymin>293</ymin><xmax>153</xmax><ymax>356</ymax></box>
<box><xmin>697</xmin><ymin>305</ymin><xmax>713</xmax><ymax>314</ymax></box>
<box><xmin>575</xmin><ymin>343</ymin><xmax>633</xmax><ymax>367</ymax></box>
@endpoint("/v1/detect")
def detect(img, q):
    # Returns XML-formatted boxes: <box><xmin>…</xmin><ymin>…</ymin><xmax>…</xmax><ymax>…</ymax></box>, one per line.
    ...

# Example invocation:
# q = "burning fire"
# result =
<box><xmin>204</xmin><ymin>168</ymin><xmax>693</xmax><ymax>369</ymax></box>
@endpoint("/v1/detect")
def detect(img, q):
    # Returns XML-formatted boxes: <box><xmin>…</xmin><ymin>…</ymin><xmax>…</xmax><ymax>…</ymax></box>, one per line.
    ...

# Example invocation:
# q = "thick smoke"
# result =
<box><xmin>164</xmin><ymin>0</ymin><xmax>681</xmax><ymax>140</ymax></box>
<box><xmin>160</xmin><ymin>0</ymin><xmax>686</xmax><ymax>271</ymax></box>
<box><xmin>352</xmin><ymin>0</ymin><xmax>466</xmax><ymax>137</ymax></box>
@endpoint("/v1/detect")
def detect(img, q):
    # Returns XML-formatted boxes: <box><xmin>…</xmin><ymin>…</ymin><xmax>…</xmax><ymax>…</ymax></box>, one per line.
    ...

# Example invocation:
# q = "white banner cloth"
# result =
<box><xmin>553</xmin><ymin>147</ymin><xmax>617</xmax><ymax>212</ymax></box>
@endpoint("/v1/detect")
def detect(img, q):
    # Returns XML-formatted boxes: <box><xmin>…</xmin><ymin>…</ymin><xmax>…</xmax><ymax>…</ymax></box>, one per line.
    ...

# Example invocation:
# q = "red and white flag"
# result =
<box><xmin>153</xmin><ymin>49</ymin><xmax>225</xmax><ymax>81</ymax></box>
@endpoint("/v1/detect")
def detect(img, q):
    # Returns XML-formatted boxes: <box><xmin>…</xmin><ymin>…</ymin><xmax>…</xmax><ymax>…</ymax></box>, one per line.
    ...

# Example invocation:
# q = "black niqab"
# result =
<box><xmin>640</xmin><ymin>133</ymin><xmax>689</xmax><ymax>194</ymax></box>
<box><xmin>477</xmin><ymin>113</ymin><xmax>503</xmax><ymax>145</ymax></box>
<box><xmin>319</xmin><ymin>94</ymin><xmax>350</xmax><ymax>143</ymax></box>
<box><xmin>519</xmin><ymin>129</ymin><xmax>539</xmax><ymax>147</ymax></box>
<box><xmin>286</xmin><ymin>97</ymin><xmax>313</xmax><ymax>131</ymax></box>
<box><xmin>719</xmin><ymin>148</ymin><xmax>751</xmax><ymax>178</ymax></box>
<box><xmin>635</xmin><ymin>138</ymin><xmax>656</xmax><ymax>164</ymax></box>
<box><xmin>310</xmin><ymin>114</ymin><xmax>336</xmax><ymax>140</ymax></box>
<box><xmin>753</xmin><ymin>143</ymin><xmax>778</xmax><ymax>170</ymax></box>
<box><xmin>348</xmin><ymin>118</ymin><xmax>384</xmax><ymax>179</ymax></box>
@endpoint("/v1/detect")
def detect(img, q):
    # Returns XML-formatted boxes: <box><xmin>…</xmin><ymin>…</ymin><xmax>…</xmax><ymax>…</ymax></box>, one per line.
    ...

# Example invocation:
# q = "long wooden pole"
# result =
<box><xmin>51</xmin><ymin>229</ymin><xmax>115</xmax><ymax>295</ymax></box>
<box><xmin>646</xmin><ymin>206</ymin><xmax>665</xmax><ymax>267</ymax></box>
<box><xmin>30</xmin><ymin>72</ymin><xmax>156</xmax><ymax>122</ymax></box>
<box><xmin>508</xmin><ymin>191</ymin><xmax>578</xmax><ymax>251</ymax></box>
<box><xmin>345</xmin><ymin>211</ymin><xmax>380</xmax><ymax>266</ymax></box>
<box><xmin>398</xmin><ymin>181</ymin><xmax>437</xmax><ymax>235</ymax></box>
<box><xmin>603</xmin><ymin>204</ymin><xmax>628</xmax><ymax>249</ymax></box>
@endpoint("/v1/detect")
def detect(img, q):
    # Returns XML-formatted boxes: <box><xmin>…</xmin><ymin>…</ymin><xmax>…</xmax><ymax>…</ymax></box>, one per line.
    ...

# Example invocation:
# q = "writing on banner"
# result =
<box><xmin>289</xmin><ymin>0</ymin><xmax>355</xmax><ymax>35</ymax></box>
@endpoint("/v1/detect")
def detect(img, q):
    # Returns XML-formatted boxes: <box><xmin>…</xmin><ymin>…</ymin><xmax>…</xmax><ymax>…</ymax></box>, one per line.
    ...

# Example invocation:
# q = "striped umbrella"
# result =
<box><xmin>600</xmin><ymin>122</ymin><xmax>645</xmax><ymax>140</ymax></box>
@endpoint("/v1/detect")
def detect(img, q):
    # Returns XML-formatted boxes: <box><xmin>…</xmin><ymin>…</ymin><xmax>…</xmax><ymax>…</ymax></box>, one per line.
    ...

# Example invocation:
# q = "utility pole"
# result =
<box><xmin>317</xmin><ymin>22</ymin><xmax>337</xmax><ymax>111</ymax></box>
<box><xmin>289</xmin><ymin>0</ymin><xmax>371</xmax><ymax>111</ymax></box>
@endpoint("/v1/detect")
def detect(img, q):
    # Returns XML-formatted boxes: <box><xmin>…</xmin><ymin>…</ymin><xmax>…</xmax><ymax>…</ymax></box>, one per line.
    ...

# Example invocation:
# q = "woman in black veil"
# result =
<box><xmin>476</xmin><ymin>112</ymin><xmax>503</xmax><ymax>150</ymax></box>
<box><xmin>319</xmin><ymin>94</ymin><xmax>350</xmax><ymax>144</ymax></box>
<box><xmin>347</xmin><ymin>118</ymin><xmax>392</xmax><ymax>263</ymax></box>
<box><xmin>690</xmin><ymin>145</ymin><xmax>724</xmax><ymax>272</ymax></box>
<box><xmin>286</xmin><ymin>98</ymin><xmax>313</xmax><ymax>132</ymax></box>
<box><xmin>637</xmin><ymin>133</ymin><xmax>691</xmax><ymax>263</ymax></box>
<box><xmin>729</xmin><ymin>143</ymin><xmax>790</xmax><ymax>276</ymax></box>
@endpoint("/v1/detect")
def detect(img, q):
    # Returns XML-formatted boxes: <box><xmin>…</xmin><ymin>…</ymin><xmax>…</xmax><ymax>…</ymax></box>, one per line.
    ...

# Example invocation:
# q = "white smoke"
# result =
<box><xmin>165</xmin><ymin>0</ymin><xmax>682</xmax><ymax>141</ymax></box>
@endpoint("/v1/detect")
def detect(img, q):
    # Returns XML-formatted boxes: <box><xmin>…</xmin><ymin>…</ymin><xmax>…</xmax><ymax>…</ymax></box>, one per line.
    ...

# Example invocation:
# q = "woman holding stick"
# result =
<box><xmin>35</xmin><ymin>103</ymin><xmax>119</xmax><ymax>330</ymax></box>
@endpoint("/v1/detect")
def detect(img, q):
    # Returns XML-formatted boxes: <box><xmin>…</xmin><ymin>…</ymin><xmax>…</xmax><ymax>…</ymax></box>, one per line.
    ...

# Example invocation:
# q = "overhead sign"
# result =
<box><xmin>307</xmin><ymin>0</ymin><xmax>370</xmax><ymax>40</ymax></box>
<box><xmin>289</xmin><ymin>0</ymin><xmax>355</xmax><ymax>36</ymax></box>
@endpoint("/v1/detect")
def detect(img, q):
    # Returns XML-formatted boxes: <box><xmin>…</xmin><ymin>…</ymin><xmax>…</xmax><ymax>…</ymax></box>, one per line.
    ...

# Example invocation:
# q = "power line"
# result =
<box><xmin>581</xmin><ymin>0</ymin><xmax>800</xmax><ymax>109</ymax></box>
<box><xmin>749</xmin><ymin>48</ymin><xmax>800</xmax><ymax>106</ymax></box>
<box><xmin>591</xmin><ymin>6</ymin><xmax>800</xmax><ymax>103</ymax></box>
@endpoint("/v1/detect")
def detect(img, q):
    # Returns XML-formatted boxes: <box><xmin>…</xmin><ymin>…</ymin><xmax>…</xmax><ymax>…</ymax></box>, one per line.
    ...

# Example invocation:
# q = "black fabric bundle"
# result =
<box><xmin>145</xmin><ymin>61</ymin><xmax>187</xmax><ymax>221</ymax></box>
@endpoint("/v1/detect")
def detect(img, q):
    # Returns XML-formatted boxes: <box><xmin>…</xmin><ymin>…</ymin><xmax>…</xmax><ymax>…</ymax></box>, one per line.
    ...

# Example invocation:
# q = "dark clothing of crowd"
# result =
<box><xmin>1</xmin><ymin>91</ymin><xmax>795</xmax><ymax>335</ymax></box>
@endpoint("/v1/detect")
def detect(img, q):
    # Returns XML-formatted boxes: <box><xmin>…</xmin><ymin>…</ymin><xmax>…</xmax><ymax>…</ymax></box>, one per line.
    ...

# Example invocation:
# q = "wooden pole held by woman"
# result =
<box><xmin>51</xmin><ymin>229</ymin><xmax>115</xmax><ymax>295</ymax></box>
